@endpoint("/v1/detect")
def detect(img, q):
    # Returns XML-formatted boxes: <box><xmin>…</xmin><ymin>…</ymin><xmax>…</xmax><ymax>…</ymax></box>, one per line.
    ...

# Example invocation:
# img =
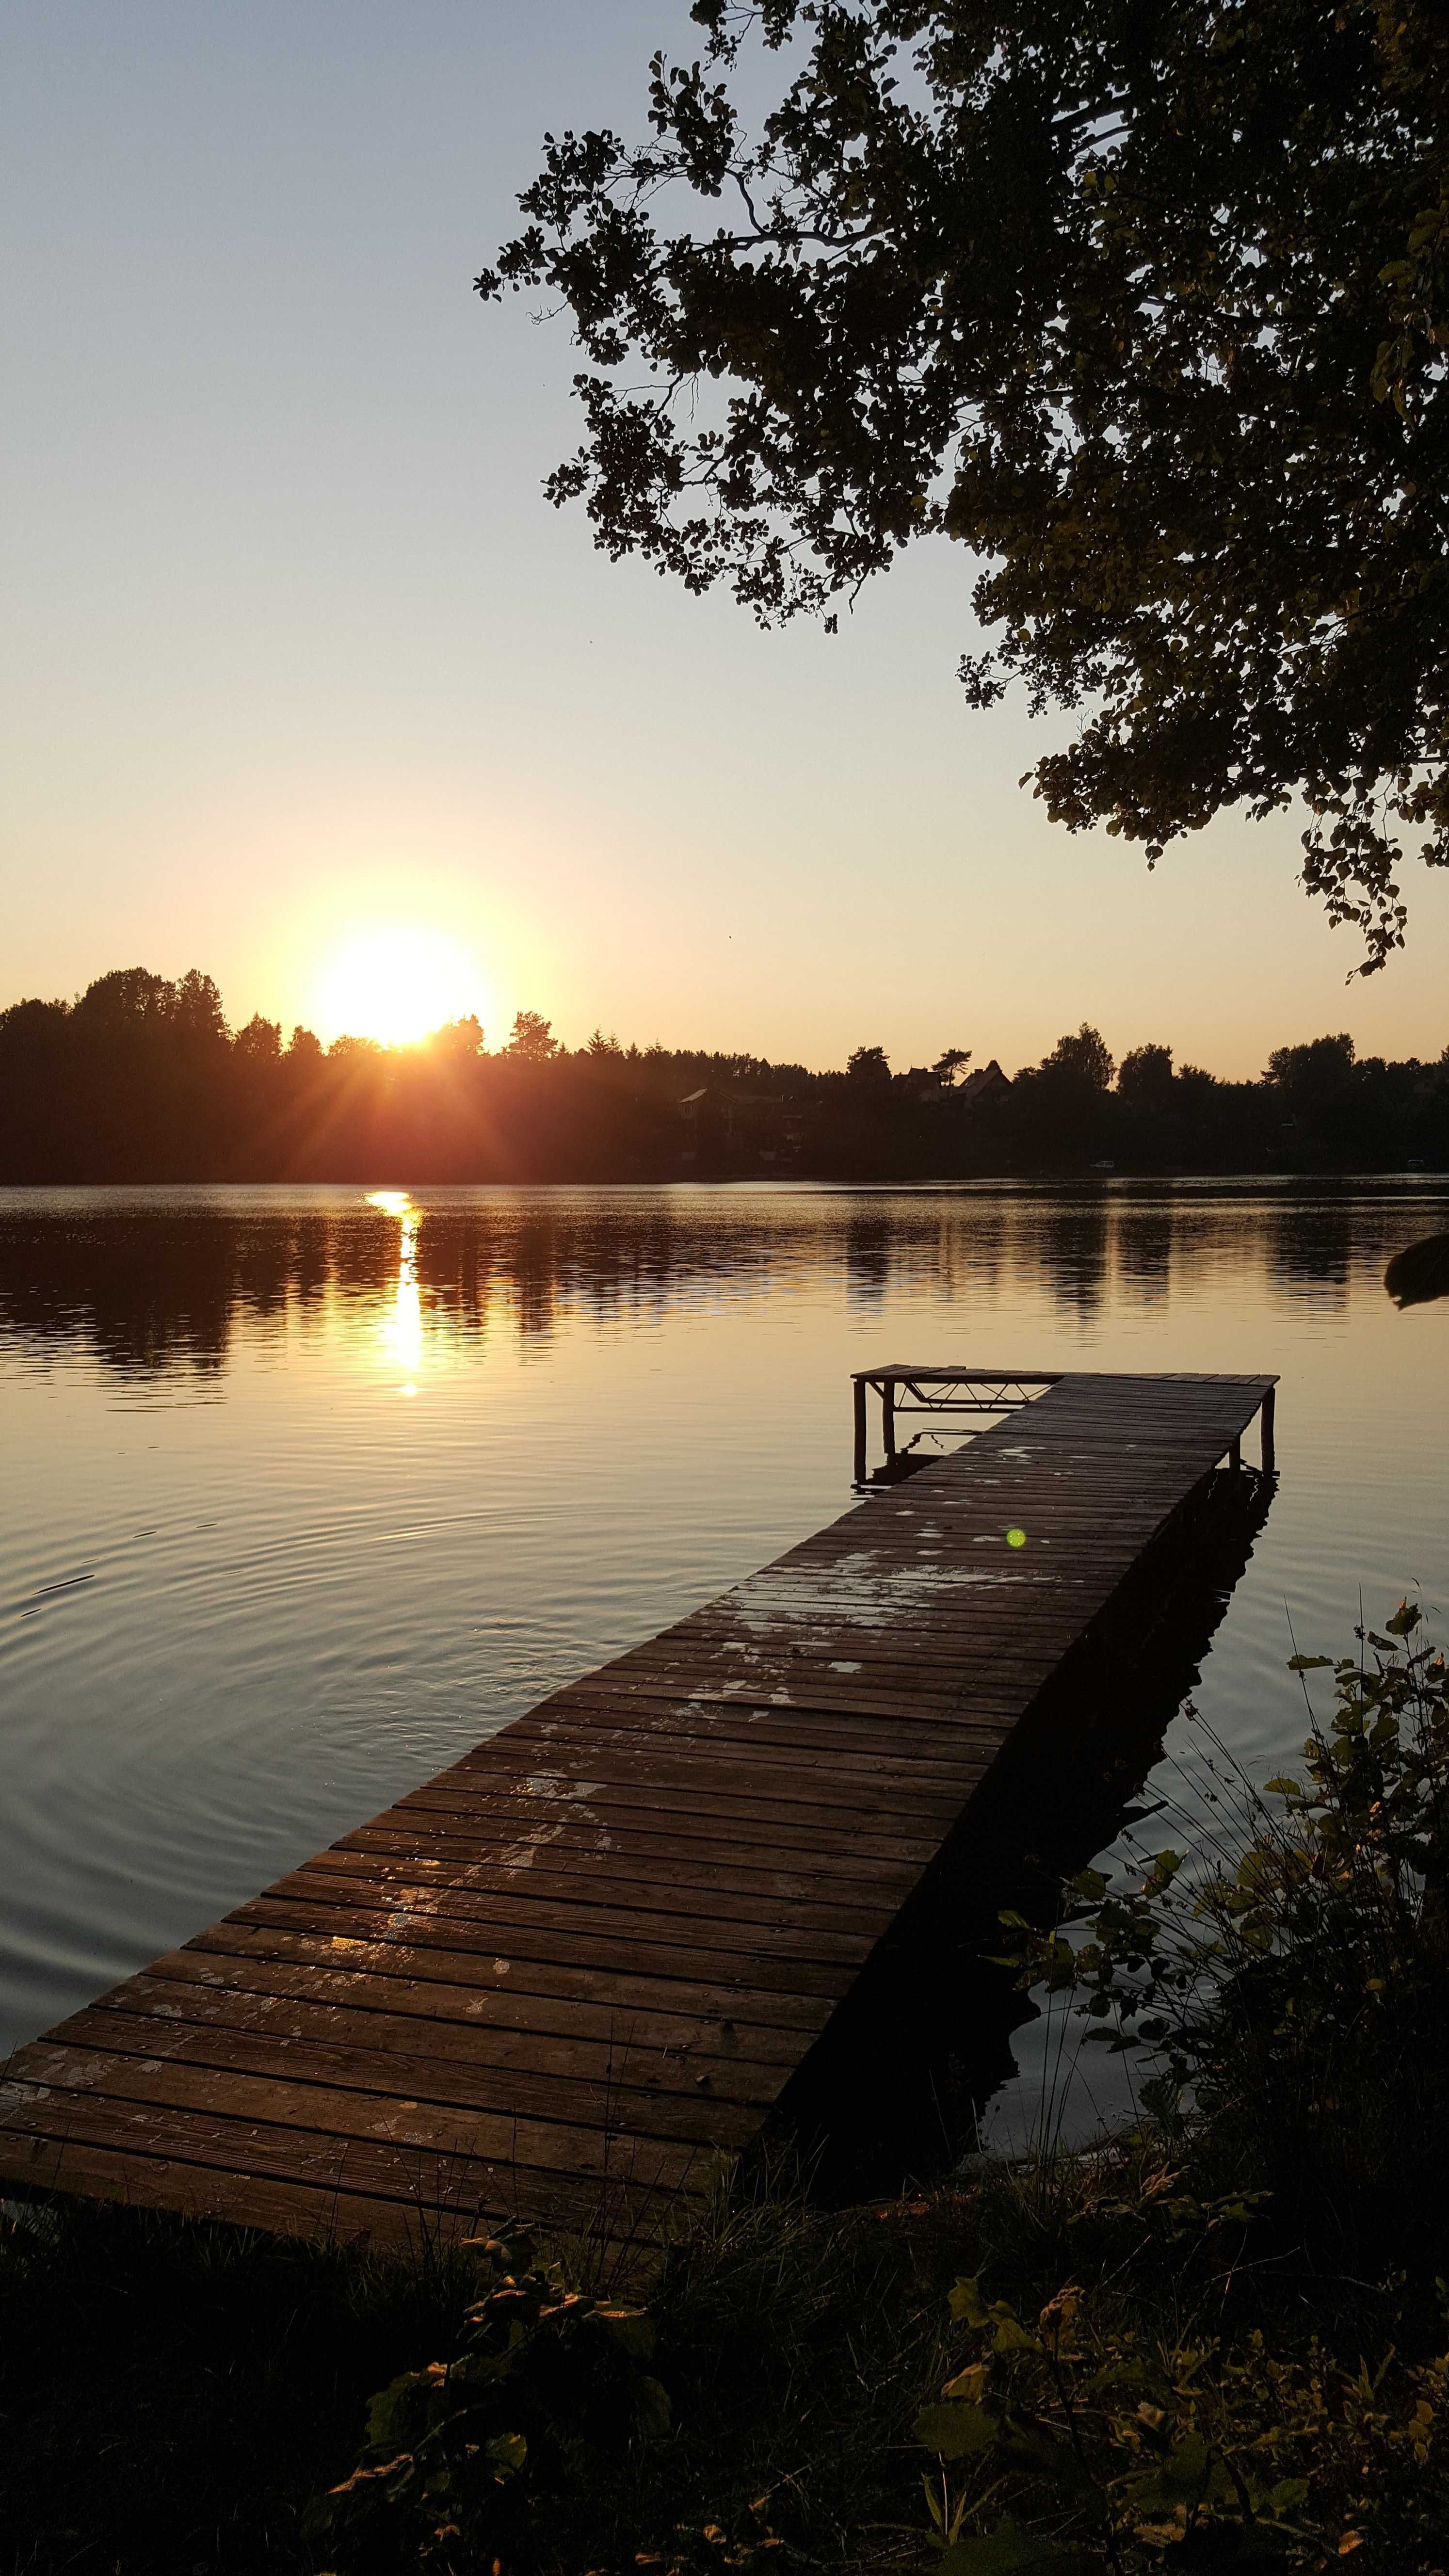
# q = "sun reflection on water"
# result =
<box><xmin>367</xmin><ymin>1191</ymin><xmax>424</xmax><ymax>1386</ymax></box>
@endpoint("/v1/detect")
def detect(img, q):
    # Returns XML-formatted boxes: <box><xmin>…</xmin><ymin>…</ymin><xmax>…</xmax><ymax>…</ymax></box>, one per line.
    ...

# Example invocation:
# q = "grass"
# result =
<box><xmin>0</xmin><ymin>2158</ymin><xmax>984</xmax><ymax>2576</ymax></box>
<box><xmin>0</xmin><ymin>2194</ymin><xmax>480</xmax><ymax>2575</ymax></box>
<box><xmin>4</xmin><ymin>2131</ymin><xmax>1448</xmax><ymax>2574</ymax></box>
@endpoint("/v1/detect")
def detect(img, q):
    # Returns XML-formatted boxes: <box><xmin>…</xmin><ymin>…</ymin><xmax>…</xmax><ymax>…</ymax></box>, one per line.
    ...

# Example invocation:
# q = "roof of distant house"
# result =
<box><xmin>958</xmin><ymin>1058</ymin><xmax>1012</xmax><ymax>1101</ymax></box>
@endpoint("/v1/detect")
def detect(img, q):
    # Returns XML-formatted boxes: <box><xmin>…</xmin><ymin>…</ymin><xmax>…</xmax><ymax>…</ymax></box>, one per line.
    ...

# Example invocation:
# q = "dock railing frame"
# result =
<box><xmin>851</xmin><ymin>1368</ymin><xmax>1061</xmax><ymax>1486</ymax></box>
<box><xmin>851</xmin><ymin>1367</ymin><xmax>1275</xmax><ymax>1489</ymax></box>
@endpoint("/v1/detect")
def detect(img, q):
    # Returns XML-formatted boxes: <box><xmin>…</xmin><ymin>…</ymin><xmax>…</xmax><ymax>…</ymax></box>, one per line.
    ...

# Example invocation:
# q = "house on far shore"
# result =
<box><xmin>957</xmin><ymin>1059</ymin><xmax>1013</xmax><ymax>1111</ymax></box>
<box><xmin>898</xmin><ymin>1059</ymin><xmax>1016</xmax><ymax>1108</ymax></box>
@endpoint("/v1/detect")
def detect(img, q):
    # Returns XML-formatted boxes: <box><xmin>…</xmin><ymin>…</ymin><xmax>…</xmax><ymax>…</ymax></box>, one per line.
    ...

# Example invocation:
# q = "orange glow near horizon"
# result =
<box><xmin>314</xmin><ymin>926</ymin><xmax>488</xmax><ymax>1047</ymax></box>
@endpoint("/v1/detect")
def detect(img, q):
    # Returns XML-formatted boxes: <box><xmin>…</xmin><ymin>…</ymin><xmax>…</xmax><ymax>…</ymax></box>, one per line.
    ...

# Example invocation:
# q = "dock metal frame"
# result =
<box><xmin>852</xmin><ymin>1365</ymin><xmax>1275</xmax><ymax>1489</ymax></box>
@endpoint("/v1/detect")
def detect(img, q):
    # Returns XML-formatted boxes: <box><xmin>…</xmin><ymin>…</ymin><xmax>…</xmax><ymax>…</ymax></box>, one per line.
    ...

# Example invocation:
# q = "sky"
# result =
<box><xmin>4</xmin><ymin>2</ymin><xmax>1448</xmax><ymax>1081</ymax></box>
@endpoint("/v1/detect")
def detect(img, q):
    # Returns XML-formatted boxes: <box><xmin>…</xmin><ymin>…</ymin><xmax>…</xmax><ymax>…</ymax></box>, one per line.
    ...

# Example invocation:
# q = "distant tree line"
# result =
<box><xmin>0</xmin><ymin>967</ymin><xmax>1446</xmax><ymax>1182</ymax></box>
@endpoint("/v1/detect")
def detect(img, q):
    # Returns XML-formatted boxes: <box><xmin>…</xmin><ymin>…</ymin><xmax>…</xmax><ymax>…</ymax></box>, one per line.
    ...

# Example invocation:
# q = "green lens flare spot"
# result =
<box><xmin>1006</xmin><ymin>1527</ymin><xmax>1027</xmax><ymax>1549</ymax></box>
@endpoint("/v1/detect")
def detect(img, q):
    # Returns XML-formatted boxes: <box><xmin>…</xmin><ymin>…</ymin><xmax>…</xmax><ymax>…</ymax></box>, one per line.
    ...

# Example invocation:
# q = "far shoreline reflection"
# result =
<box><xmin>1</xmin><ymin>1177</ymin><xmax>1444</xmax><ymax>1389</ymax></box>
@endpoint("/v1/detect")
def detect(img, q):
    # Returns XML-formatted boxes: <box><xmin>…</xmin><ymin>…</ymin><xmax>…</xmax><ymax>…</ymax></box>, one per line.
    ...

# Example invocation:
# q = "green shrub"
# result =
<box><xmin>307</xmin><ymin>2229</ymin><xmax>670</xmax><ymax>2574</ymax></box>
<box><xmin>915</xmin><ymin>2258</ymin><xmax>1449</xmax><ymax>2572</ymax></box>
<box><xmin>913</xmin><ymin>1607</ymin><xmax>1449</xmax><ymax>2567</ymax></box>
<box><xmin>1001</xmin><ymin>1606</ymin><xmax>1449</xmax><ymax>2268</ymax></box>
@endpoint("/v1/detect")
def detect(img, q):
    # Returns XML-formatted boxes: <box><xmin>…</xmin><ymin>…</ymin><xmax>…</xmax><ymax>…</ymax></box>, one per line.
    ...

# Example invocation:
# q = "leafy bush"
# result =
<box><xmin>308</xmin><ymin>2229</ymin><xmax>670</xmax><ymax>2574</ymax></box>
<box><xmin>1002</xmin><ymin>1606</ymin><xmax>1449</xmax><ymax>2266</ymax></box>
<box><xmin>910</xmin><ymin>1607</ymin><xmax>1449</xmax><ymax>2568</ymax></box>
<box><xmin>915</xmin><ymin>2259</ymin><xmax>1449</xmax><ymax>2572</ymax></box>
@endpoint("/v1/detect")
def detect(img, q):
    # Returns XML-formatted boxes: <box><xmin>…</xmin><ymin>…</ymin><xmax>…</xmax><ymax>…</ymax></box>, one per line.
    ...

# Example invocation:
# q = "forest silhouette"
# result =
<box><xmin>1</xmin><ymin>966</ymin><xmax>1446</xmax><ymax>1183</ymax></box>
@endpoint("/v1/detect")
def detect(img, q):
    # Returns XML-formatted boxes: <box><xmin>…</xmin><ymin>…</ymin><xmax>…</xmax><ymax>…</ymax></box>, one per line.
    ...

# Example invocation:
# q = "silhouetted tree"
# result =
<box><xmin>1006</xmin><ymin>1024</ymin><xmax>1118</xmax><ymax>1163</ymax></box>
<box><xmin>1118</xmin><ymin>1044</ymin><xmax>1175</xmax><ymax>1110</ymax></box>
<box><xmin>429</xmin><ymin>1015</ymin><xmax>486</xmax><ymax>1058</ymax></box>
<box><xmin>170</xmin><ymin>969</ymin><xmax>228</xmax><ymax>1046</ymax></box>
<box><xmin>235</xmin><ymin>1014</ymin><xmax>283</xmax><ymax>1066</ymax></box>
<box><xmin>1043</xmin><ymin>1025</ymin><xmax>1115</xmax><ymax>1092</ymax></box>
<box><xmin>505</xmin><ymin>1011</ymin><xmax>559</xmax><ymax>1061</ymax></box>
<box><xmin>0</xmin><ymin>998</ymin><xmax>69</xmax><ymax>1056</ymax></box>
<box><xmin>932</xmin><ymin>1047</ymin><xmax>972</xmax><ymax>1086</ymax></box>
<box><xmin>1264</xmin><ymin>1033</ymin><xmax>1359</xmax><ymax>1110</ymax></box>
<box><xmin>482</xmin><ymin>0</ymin><xmax>1449</xmax><ymax>969</ymax></box>
<box><xmin>73</xmin><ymin>967</ymin><xmax>174</xmax><ymax>1032</ymax></box>
<box><xmin>847</xmin><ymin>1044</ymin><xmax>891</xmax><ymax>1086</ymax></box>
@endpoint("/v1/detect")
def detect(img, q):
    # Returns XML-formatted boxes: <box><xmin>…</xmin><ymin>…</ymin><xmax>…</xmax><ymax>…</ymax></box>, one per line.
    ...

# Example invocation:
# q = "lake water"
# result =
<box><xmin>2</xmin><ymin>1181</ymin><xmax>1446</xmax><ymax>2140</ymax></box>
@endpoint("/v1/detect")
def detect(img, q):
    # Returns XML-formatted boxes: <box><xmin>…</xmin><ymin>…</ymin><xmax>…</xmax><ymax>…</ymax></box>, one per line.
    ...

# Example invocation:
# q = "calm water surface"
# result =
<box><xmin>2</xmin><ymin>1182</ymin><xmax>1447</xmax><ymax>2124</ymax></box>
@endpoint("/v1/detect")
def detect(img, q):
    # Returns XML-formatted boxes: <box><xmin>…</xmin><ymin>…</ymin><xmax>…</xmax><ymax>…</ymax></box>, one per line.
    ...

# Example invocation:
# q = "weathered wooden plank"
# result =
<box><xmin>180</xmin><ymin>1923</ymin><xmax>835</xmax><ymax>2035</ymax></box>
<box><xmin>0</xmin><ymin>2134</ymin><xmax>473</xmax><ymax>2249</ymax></box>
<box><xmin>138</xmin><ymin>1943</ymin><xmax>824</xmax><ymax>2055</ymax></box>
<box><xmin>6</xmin><ymin>2046</ymin><xmax>709</xmax><ymax>2196</ymax></box>
<box><xmin>227</xmin><ymin>1894</ymin><xmax>868</xmax><ymax>2000</ymax></box>
<box><xmin>497</xmin><ymin>1717</ymin><xmax>994</xmax><ymax>1794</ymax></box>
<box><xmin>46</xmin><ymin>2010</ymin><xmax>767</xmax><ymax>2148</ymax></box>
<box><xmin>329</xmin><ymin>1836</ymin><xmax>922</xmax><ymax>1925</ymax></box>
<box><xmin>0</xmin><ymin>2091</ymin><xmax>690</xmax><ymax>2238</ymax></box>
<box><xmin>81</xmin><ymin>1978</ymin><xmax>789</xmax><ymax>2106</ymax></box>
<box><xmin>279</xmin><ymin>1854</ymin><xmax>902</xmax><ymax>1947</ymax></box>
<box><xmin>457</xmin><ymin>1735</ymin><xmax>981</xmax><ymax>1817</ymax></box>
<box><xmin>257</xmin><ymin>1867</ymin><xmax>888</xmax><ymax>1966</ymax></box>
<box><xmin>394</xmin><ymin>1793</ymin><xmax>938</xmax><ymax>1875</ymax></box>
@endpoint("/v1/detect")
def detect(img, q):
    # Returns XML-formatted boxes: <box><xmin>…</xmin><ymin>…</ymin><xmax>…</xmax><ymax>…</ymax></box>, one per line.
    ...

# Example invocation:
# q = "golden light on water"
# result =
<box><xmin>368</xmin><ymin>1191</ymin><xmax>424</xmax><ymax>1386</ymax></box>
<box><xmin>316</xmin><ymin>925</ymin><xmax>485</xmax><ymax>1046</ymax></box>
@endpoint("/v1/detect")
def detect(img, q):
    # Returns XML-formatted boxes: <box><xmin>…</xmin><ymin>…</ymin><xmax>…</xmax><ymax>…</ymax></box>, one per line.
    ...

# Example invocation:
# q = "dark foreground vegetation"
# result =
<box><xmin>5</xmin><ymin>1611</ymin><xmax>1449</xmax><ymax>2573</ymax></box>
<box><xmin>2</xmin><ymin>968</ymin><xmax>1447</xmax><ymax>1182</ymax></box>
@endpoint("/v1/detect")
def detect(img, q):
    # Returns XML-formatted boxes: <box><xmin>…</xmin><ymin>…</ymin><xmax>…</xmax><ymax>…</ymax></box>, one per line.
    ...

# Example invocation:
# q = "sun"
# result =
<box><xmin>315</xmin><ymin>926</ymin><xmax>486</xmax><ymax>1047</ymax></box>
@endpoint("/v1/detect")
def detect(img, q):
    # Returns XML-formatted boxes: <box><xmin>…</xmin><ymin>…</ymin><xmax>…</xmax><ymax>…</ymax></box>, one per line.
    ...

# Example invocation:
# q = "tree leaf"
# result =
<box><xmin>596</xmin><ymin>2305</ymin><xmax>655</xmax><ymax>2362</ymax></box>
<box><xmin>914</xmin><ymin>2399</ymin><xmax>999</xmax><ymax>2460</ymax></box>
<box><xmin>949</xmin><ymin>2278</ymin><xmax>992</xmax><ymax>2328</ymax></box>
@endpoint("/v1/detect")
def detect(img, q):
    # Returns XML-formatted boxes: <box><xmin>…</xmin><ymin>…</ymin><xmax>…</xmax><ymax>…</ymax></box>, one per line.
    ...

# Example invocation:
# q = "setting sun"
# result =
<box><xmin>314</xmin><ymin>926</ymin><xmax>486</xmax><ymax>1046</ymax></box>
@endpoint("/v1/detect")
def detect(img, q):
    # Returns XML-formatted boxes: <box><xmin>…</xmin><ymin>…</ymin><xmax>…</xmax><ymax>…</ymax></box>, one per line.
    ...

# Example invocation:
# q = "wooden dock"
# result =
<box><xmin>0</xmin><ymin>1369</ymin><xmax>1275</xmax><ymax>2250</ymax></box>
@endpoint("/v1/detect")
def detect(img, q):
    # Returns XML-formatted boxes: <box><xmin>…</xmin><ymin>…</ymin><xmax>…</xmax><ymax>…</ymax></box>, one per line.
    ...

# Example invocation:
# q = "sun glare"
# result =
<box><xmin>316</xmin><ymin>926</ymin><xmax>484</xmax><ymax>1047</ymax></box>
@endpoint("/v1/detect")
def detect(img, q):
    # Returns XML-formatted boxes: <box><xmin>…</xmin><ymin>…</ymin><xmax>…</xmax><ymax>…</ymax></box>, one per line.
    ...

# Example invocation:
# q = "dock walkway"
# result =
<box><xmin>0</xmin><ymin>1370</ymin><xmax>1275</xmax><ymax>2248</ymax></box>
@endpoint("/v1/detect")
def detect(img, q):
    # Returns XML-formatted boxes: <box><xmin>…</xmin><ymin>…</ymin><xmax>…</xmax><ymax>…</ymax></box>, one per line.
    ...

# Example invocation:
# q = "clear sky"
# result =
<box><xmin>4</xmin><ymin>1</ymin><xmax>1448</xmax><ymax>1079</ymax></box>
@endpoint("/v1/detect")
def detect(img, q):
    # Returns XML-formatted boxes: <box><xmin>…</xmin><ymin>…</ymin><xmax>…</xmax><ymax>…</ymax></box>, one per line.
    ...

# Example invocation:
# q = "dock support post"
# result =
<box><xmin>1261</xmin><ymin>1386</ymin><xmax>1276</xmax><ymax>1478</ymax></box>
<box><xmin>882</xmin><ymin>1378</ymin><xmax>897</xmax><ymax>1467</ymax></box>
<box><xmin>853</xmin><ymin>1377</ymin><xmax>868</xmax><ymax>1486</ymax></box>
<box><xmin>1229</xmin><ymin>1436</ymin><xmax>1241</xmax><ymax>1476</ymax></box>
